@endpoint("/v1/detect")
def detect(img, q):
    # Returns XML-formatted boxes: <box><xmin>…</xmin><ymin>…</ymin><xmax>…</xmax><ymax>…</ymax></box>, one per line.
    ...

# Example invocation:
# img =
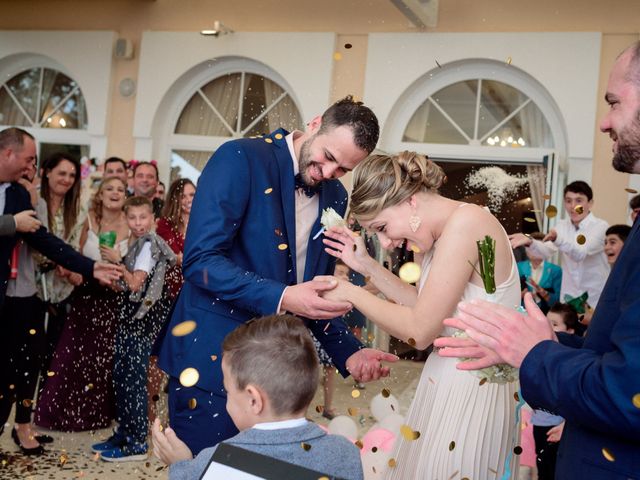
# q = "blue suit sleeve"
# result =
<box><xmin>520</xmin><ymin>301</ymin><xmax>640</xmax><ymax>441</ymax></box>
<box><xmin>182</xmin><ymin>142</ymin><xmax>285</xmax><ymax>315</ymax></box>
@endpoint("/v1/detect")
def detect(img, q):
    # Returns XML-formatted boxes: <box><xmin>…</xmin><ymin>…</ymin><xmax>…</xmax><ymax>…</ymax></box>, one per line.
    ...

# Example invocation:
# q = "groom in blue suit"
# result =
<box><xmin>436</xmin><ymin>43</ymin><xmax>640</xmax><ymax>479</ymax></box>
<box><xmin>157</xmin><ymin>96</ymin><xmax>397</xmax><ymax>455</ymax></box>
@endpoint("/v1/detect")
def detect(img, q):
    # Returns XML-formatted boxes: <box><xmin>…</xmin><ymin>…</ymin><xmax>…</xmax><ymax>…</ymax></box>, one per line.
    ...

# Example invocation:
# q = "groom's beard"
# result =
<box><xmin>298</xmin><ymin>134</ymin><xmax>320</xmax><ymax>185</ymax></box>
<box><xmin>612</xmin><ymin>109</ymin><xmax>640</xmax><ymax>173</ymax></box>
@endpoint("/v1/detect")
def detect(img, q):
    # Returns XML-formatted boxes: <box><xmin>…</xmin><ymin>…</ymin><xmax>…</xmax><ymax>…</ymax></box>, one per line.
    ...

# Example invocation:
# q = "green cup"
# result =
<box><xmin>98</xmin><ymin>230</ymin><xmax>117</xmax><ymax>248</ymax></box>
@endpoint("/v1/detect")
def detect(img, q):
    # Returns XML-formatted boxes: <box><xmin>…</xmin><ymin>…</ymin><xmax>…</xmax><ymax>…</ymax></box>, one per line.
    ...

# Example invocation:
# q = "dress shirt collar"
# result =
<box><xmin>252</xmin><ymin>417</ymin><xmax>308</xmax><ymax>431</ymax></box>
<box><xmin>0</xmin><ymin>182</ymin><xmax>11</xmax><ymax>215</ymax></box>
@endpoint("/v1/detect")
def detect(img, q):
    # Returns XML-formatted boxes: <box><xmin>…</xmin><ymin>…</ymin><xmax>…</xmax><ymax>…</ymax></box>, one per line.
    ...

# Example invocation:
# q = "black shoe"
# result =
<box><xmin>11</xmin><ymin>429</ymin><xmax>45</xmax><ymax>456</ymax></box>
<box><xmin>34</xmin><ymin>433</ymin><xmax>53</xmax><ymax>444</ymax></box>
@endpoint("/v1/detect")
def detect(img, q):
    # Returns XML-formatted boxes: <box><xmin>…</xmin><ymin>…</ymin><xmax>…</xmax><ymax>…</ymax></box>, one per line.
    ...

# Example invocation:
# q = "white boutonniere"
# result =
<box><xmin>312</xmin><ymin>207</ymin><xmax>346</xmax><ymax>240</ymax></box>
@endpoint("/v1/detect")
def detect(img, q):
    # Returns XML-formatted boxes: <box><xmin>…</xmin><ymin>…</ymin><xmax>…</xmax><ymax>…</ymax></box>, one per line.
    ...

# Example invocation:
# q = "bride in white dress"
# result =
<box><xmin>322</xmin><ymin>151</ymin><xmax>521</xmax><ymax>479</ymax></box>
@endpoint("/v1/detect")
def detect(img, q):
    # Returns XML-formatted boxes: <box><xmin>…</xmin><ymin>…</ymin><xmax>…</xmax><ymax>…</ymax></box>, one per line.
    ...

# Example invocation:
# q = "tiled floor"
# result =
<box><xmin>0</xmin><ymin>360</ymin><xmax>424</xmax><ymax>479</ymax></box>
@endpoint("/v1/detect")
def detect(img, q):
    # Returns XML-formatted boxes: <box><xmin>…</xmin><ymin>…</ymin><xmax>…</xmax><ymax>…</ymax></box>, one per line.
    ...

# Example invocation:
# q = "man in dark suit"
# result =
<box><xmin>156</xmin><ymin>96</ymin><xmax>397</xmax><ymax>455</ymax></box>
<box><xmin>435</xmin><ymin>43</ymin><xmax>640</xmax><ymax>479</ymax></box>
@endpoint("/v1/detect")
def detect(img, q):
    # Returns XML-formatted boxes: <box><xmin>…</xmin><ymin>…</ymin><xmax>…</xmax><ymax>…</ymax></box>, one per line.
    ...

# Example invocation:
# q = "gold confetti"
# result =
<box><xmin>333</xmin><ymin>52</ymin><xmax>343</xmax><ymax>61</ymax></box>
<box><xmin>479</xmin><ymin>378</ymin><xmax>487</xmax><ymax>386</ymax></box>
<box><xmin>301</xmin><ymin>442</ymin><xmax>312</xmax><ymax>451</ymax></box>
<box><xmin>372</xmin><ymin>446</ymin><xmax>378</xmax><ymax>453</ymax></box>
<box><xmin>59</xmin><ymin>453</ymin><xmax>68</xmax><ymax>467</ymax></box>
<box><xmin>543</xmin><ymin>194</ymin><xmax>551</xmax><ymax>200</ymax></box>
<box><xmin>188</xmin><ymin>398</ymin><xmax>197</xmax><ymax>409</ymax></box>
<box><xmin>625</xmin><ymin>187</ymin><xmax>638</xmax><ymax>194</ymax></box>
<box><xmin>381</xmin><ymin>388</ymin><xmax>391</xmax><ymax>398</ymax></box>
<box><xmin>514</xmin><ymin>392</ymin><xmax>520</xmax><ymax>402</ymax></box>
<box><xmin>22</xmin><ymin>399</ymin><xmax>32</xmax><ymax>407</ymax></box>
<box><xmin>274</xmin><ymin>228</ymin><xmax>282</xmax><ymax>236</ymax></box>
<box><xmin>351</xmin><ymin>389</ymin><xmax>361</xmax><ymax>399</ymax></box>
<box><xmin>545</xmin><ymin>205</ymin><xmax>558</xmax><ymax>218</ymax></box>
<box><xmin>264</xmin><ymin>138</ymin><xmax>273</xmax><ymax>143</ymax></box>
<box><xmin>576</xmin><ymin>234</ymin><xmax>586</xmax><ymax>245</ymax></box>
<box><xmin>264</xmin><ymin>187</ymin><xmax>273</xmax><ymax>194</ymax></box>
<box><xmin>435</xmin><ymin>60</ymin><xmax>442</xmax><ymax>68</ymax></box>
<box><xmin>274</xmin><ymin>133</ymin><xmax>284</xmax><ymax>140</ymax></box>
<box><xmin>488</xmin><ymin>468</ymin><xmax>498</xmax><ymax>474</ymax></box>
<box><xmin>524</xmin><ymin>217</ymin><xmax>536</xmax><ymax>223</ymax></box>
<box><xmin>172</xmin><ymin>320</ymin><xmax>197</xmax><ymax>337</ymax></box>
<box><xmin>315</xmin><ymin>405</ymin><xmax>324</xmax><ymax>413</ymax></box>
<box><xmin>368</xmin><ymin>332</ymin><xmax>375</xmax><ymax>342</ymax></box>
<box><xmin>210</xmin><ymin>355</ymin><xmax>218</xmax><ymax>362</ymax></box>
<box><xmin>8</xmin><ymin>384</ymin><xmax>14</xmax><ymax>390</ymax></box>
<box><xmin>400</xmin><ymin>425</ymin><xmax>421</xmax><ymax>441</ymax></box>
<box><xmin>407</xmin><ymin>337</ymin><xmax>417</xmax><ymax>347</ymax></box>
<box><xmin>144</xmin><ymin>299</ymin><xmax>153</xmax><ymax>307</ymax></box>
<box><xmin>352</xmin><ymin>244</ymin><xmax>357</xmax><ymax>252</ymax></box>
<box><xmin>449</xmin><ymin>441</ymin><xmax>456</xmax><ymax>451</ymax></box>
<box><xmin>93</xmin><ymin>452</ymin><xmax>100</xmax><ymax>461</ymax></box>
<box><xmin>355</xmin><ymin>440</ymin><xmax>363</xmax><ymax>449</ymax></box>
<box><xmin>86</xmin><ymin>383</ymin><xmax>94</xmax><ymax>390</ymax></box>
<box><xmin>399</xmin><ymin>262</ymin><xmax>421</xmax><ymax>284</ymax></box>
<box><xmin>428</xmin><ymin>377</ymin><xmax>436</xmax><ymax>384</ymax></box>
<box><xmin>632</xmin><ymin>393</ymin><xmax>640</xmax><ymax>408</ymax></box>
<box><xmin>514</xmin><ymin>445</ymin><xmax>523</xmax><ymax>455</ymax></box>
<box><xmin>278</xmin><ymin>243</ymin><xmax>288</xmax><ymax>251</ymax></box>
<box><xmin>179</xmin><ymin>367</ymin><xmax>200</xmax><ymax>387</ymax></box>
<box><xmin>319</xmin><ymin>477</ymin><xmax>330</xmax><ymax>480</ymax></box>
<box><xmin>344</xmin><ymin>43</ymin><xmax>353</xmax><ymax>49</ymax></box>
<box><xmin>506</xmin><ymin>56</ymin><xmax>512</xmax><ymax>65</ymax></box>
<box><xmin>348</xmin><ymin>407</ymin><xmax>359</xmax><ymax>416</ymax></box>
<box><xmin>602</xmin><ymin>447</ymin><xmax>615</xmax><ymax>462</ymax></box>
<box><xmin>29</xmin><ymin>329</ymin><xmax>36</xmax><ymax>335</ymax></box>
<box><xmin>410</xmin><ymin>244</ymin><xmax>421</xmax><ymax>253</ymax></box>
<box><xmin>574</xmin><ymin>205</ymin><xmax>584</xmax><ymax>214</ymax></box>
<box><xmin>447</xmin><ymin>472</ymin><xmax>460</xmax><ymax>480</ymax></box>
<box><xmin>388</xmin><ymin>458</ymin><xmax>397</xmax><ymax>468</ymax></box>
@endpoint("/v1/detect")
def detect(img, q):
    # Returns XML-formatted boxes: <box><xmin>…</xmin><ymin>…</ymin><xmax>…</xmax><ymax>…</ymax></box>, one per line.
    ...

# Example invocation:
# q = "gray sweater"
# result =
<box><xmin>169</xmin><ymin>423</ymin><xmax>363</xmax><ymax>480</ymax></box>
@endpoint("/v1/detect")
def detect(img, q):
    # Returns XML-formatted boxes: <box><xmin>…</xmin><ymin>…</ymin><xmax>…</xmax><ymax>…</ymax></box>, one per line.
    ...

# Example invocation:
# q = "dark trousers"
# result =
<box><xmin>113</xmin><ymin>298</ymin><xmax>169</xmax><ymax>445</ymax></box>
<box><xmin>167</xmin><ymin>377</ymin><xmax>238</xmax><ymax>456</ymax></box>
<box><xmin>533</xmin><ymin>424</ymin><xmax>560</xmax><ymax>480</ymax></box>
<box><xmin>0</xmin><ymin>296</ymin><xmax>45</xmax><ymax>426</ymax></box>
<box><xmin>40</xmin><ymin>297</ymin><xmax>70</xmax><ymax>382</ymax></box>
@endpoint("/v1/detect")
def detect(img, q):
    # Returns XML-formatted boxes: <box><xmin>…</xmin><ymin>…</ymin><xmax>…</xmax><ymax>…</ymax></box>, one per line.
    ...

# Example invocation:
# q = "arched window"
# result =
<box><xmin>170</xmin><ymin>70</ymin><xmax>303</xmax><ymax>181</ymax></box>
<box><xmin>0</xmin><ymin>66</ymin><xmax>89</xmax><ymax>161</ymax></box>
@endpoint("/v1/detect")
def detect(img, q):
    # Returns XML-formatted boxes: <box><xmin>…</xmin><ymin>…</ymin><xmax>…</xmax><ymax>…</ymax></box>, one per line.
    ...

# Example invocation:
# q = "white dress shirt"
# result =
<box><xmin>252</xmin><ymin>417</ymin><xmax>308</xmax><ymax>430</ymax></box>
<box><xmin>0</xmin><ymin>182</ymin><xmax>10</xmax><ymax>215</ymax></box>
<box><xmin>528</xmin><ymin>212</ymin><xmax>609</xmax><ymax>306</ymax></box>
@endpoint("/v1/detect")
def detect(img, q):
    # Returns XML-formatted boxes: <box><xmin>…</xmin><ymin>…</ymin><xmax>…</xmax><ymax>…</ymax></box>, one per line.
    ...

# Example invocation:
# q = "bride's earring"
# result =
<box><xmin>409</xmin><ymin>214</ymin><xmax>421</xmax><ymax>233</ymax></box>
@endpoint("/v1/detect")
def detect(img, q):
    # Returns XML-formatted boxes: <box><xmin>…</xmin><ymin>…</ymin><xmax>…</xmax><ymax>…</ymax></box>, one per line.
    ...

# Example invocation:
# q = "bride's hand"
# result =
<box><xmin>323</xmin><ymin>226</ymin><xmax>373</xmax><ymax>275</ymax></box>
<box><xmin>314</xmin><ymin>275</ymin><xmax>353</xmax><ymax>304</ymax></box>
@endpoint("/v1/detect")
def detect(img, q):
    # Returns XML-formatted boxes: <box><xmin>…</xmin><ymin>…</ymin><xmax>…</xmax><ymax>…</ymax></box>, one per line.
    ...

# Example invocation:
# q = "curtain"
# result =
<box><xmin>263</xmin><ymin>79</ymin><xmax>302</xmax><ymax>133</ymax></box>
<box><xmin>527</xmin><ymin>164</ymin><xmax>546</xmax><ymax>230</ymax></box>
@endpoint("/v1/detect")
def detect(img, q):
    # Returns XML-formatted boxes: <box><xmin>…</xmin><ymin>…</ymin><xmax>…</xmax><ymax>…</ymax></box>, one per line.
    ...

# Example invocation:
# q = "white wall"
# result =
<box><xmin>364</xmin><ymin>32</ymin><xmax>601</xmax><ymax>166</ymax></box>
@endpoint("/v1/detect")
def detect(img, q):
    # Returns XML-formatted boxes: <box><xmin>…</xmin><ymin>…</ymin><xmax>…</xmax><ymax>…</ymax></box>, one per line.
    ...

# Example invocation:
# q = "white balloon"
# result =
<box><xmin>362</xmin><ymin>449</ymin><xmax>392</xmax><ymax>480</ymax></box>
<box><xmin>370</xmin><ymin>393</ymin><xmax>400</xmax><ymax>422</ymax></box>
<box><xmin>378</xmin><ymin>413</ymin><xmax>405</xmax><ymax>436</ymax></box>
<box><xmin>328</xmin><ymin>415</ymin><xmax>358</xmax><ymax>440</ymax></box>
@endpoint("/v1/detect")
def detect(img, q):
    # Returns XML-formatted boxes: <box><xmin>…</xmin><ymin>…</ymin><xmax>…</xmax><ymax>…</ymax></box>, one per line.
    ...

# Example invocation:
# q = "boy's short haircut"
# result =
<box><xmin>564</xmin><ymin>181</ymin><xmax>593</xmax><ymax>201</ymax></box>
<box><xmin>606</xmin><ymin>224</ymin><xmax>632</xmax><ymax>242</ymax></box>
<box><xmin>124</xmin><ymin>195</ymin><xmax>154</xmax><ymax>214</ymax></box>
<box><xmin>630</xmin><ymin>194</ymin><xmax>640</xmax><ymax>210</ymax></box>
<box><xmin>549</xmin><ymin>302</ymin><xmax>580</xmax><ymax>333</ymax></box>
<box><xmin>222</xmin><ymin>314</ymin><xmax>319</xmax><ymax>417</ymax></box>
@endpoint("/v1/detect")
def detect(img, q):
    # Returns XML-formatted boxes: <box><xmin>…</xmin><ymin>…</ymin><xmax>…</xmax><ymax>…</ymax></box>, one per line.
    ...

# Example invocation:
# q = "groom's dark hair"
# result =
<box><xmin>222</xmin><ymin>314</ymin><xmax>319</xmax><ymax>416</ymax></box>
<box><xmin>319</xmin><ymin>95</ymin><xmax>379</xmax><ymax>154</ymax></box>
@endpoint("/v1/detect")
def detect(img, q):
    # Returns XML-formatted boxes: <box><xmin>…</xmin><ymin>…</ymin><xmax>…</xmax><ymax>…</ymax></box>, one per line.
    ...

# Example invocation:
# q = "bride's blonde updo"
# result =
<box><xmin>349</xmin><ymin>151</ymin><xmax>445</xmax><ymax>220</ymax></box>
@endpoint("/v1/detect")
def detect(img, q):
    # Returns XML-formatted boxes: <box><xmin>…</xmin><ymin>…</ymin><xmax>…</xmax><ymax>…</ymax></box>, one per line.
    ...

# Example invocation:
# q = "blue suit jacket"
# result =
<box><xmin>520</xmin><ymin>220</ymin><xmax>640</xmax><ymax>479</ymax></box>
<box><xmin>517</xmin><ymin>260</ymin><xmax>562</xmax><ymax>308</ymax></box>
<box><xmin>0</xmin><ymin>182</ymin><xmax>94</xmax><ymax>307</ymax></box>
<box><xmin>158</xmin><ymin>129</ymin><xmax>362</xmax><ymax>393</ymax></box>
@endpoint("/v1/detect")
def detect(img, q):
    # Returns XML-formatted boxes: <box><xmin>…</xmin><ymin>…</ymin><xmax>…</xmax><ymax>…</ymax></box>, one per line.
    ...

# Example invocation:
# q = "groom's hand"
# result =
<box><xmin>346</xmin><ymin>348</ymin><xmax>398</xmax><ymax>382</ymax></box>
<box><xmin>281</xmin><ymin>280</ymin><xmax>352</xmax><ymax>319</ymax></box>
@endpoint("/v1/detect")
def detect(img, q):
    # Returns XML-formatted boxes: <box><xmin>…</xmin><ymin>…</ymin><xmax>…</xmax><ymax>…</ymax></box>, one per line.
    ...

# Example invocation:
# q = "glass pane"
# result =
<box><xmin>241</xmin><ymin>74</ymin><xmax>273</xmax><ymax>133</ymax></box>
<box><xmin>5</xmin><ymin>67</ymin><xmax>40</xmax><ymax>123</ymax></box>
<box><xmin>0</xmin><ymin>86</ymin><xmax>32</xmax><ymax>126</ymax></box>
<box><xmin>175</xmin><ymin>73</ymin><xmax>241</xmax><ymax>136</ymax></box>
<box><xmin>171</xmin><ymin>150</ymin><xmax>211</xmax><ymax>183</ymax></box>
<box><xmin>430</xmin><ymin>80</ymin><xmax>477</xmax><ymax>139</ymax></box>
<box><xmin>483</xmin><ymin>101</ymin><xmax>554</xmax><ymax>148</ymax></box>
<box><xmin>39</xmin><ymin>69</ymin><xmax>85</xmax><ymax>128</ymax></box>
<box><xmin>478</xmin><ymin>80</ymin><xmax>528</xmax><ymax>139</ymax></box>
<box><xmin>403</xmin><ymin>99</ymin><xmax>468</xmax><ymax>144</ymax></box>
<box><xmin>39</xmin><ymin>143</ymin><xmax>89</xmax><ymax>169</ymax></box>
<box><xmin>265</xmin><ymin>94</ymin><xmax>304</xmax><ymax>133</ymax></box>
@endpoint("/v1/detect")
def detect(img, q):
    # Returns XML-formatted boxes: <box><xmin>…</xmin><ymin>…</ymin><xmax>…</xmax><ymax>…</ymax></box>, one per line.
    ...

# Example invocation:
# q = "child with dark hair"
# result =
<box><xmin>530</xmin><ymin>302</ymin><xmax>581</xmax><ymax>480</ymax></box>
<box><xmin>604</xmin><ymin>224</ymin><xmax>632</xmax><ymax>266</ymax></box>
<box><xmin>152</xmin><ymin>314</ymin><xmax>363</xmax><ymax>480</ymax></box>
<box><xmin>92</xmin><ymin>196</ymin><xmax>176</xmax><ymax>461</ymax></box>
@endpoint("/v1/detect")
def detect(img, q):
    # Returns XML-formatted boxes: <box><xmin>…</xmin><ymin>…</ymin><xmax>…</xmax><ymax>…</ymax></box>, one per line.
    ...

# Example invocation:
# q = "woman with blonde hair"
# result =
<box><xmin>322</xmin><ymin>151</ymin><xmax>521</xmax><ymax>479</ymax></box>
<box><xmin>35</xmin><ymin>177</ymin><xmax>129</xmax><ymax>431</ymax></box>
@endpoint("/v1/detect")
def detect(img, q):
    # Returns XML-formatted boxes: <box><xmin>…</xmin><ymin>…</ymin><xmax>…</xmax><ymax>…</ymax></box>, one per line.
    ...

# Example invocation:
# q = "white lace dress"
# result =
<box><xmin>386</xmin><ymin>248</ymin><xmax>522</xmax><ymax>480</ymax></box>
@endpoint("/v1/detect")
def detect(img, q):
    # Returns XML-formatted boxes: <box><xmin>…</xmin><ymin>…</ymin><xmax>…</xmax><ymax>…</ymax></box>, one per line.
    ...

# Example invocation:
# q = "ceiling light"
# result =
<box><xmin>200</xmin><ymin>20</ymin><xmax>234</xmax><ymax>37</ymax></box>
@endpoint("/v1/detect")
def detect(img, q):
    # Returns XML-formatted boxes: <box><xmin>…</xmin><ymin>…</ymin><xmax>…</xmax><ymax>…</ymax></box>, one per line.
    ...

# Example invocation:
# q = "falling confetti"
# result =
<box><xmin>372</xmin><ymin>446</ymin><xmax>378</xmax><ymax>453</ymax></box>
<box><xmin>543</xmin><ymin>194</ymin><xmax>551</xmax><ymax>200</ymax></box>
<box><xmin>274</xmin><ymin>133</ymin><xmax>283</xmax><ymax>140</ymax></box>
<box><xmin>410</xmin><ymin>244</ymin><xmax>421</xmax><ymax>253</ymax></box>
<box><xmin>315</xmin><ymin>405</ymin><xmax>324</xmax><ymax>413</ymax></box>
<box><xmin>435</xmin><ymin>60</ymin><xmax>442</xmax><ymax>68</ymax></box>
<box><xmin>264</xmin><ymin>138</ymin><xmax>273</xmax><ymax>144</ymax></box>
<box><xmin>466</xmin><ymin>167</ymin><xmax>528</xmax><ymax>210</ymax></box>
<box><xmin>210</xmin><ymin>355</ymin><xmax>218</xmax><ymax>361</ymax></box>
<box><xmin>524</xmin><ymin>217</ymin><xmax>536</xmax><ymax>223</ymax></box>
<box><xmin>399</xmin><ymin>262</ymin><xmax>421</xmax><ymax>283</ymax></box>
<box><xmin>381</xmin><ymin>388</ymin><xmax>391</xmax><ymax>398</ymax></box>
<box><xmin>506</xmin><ymin>56</ymin><xmax>512</xmax><ymax>65</ymax></box>
<box><xmin>355</xmin><ymin>440</ymin><xmax>364</xmax><ymax>449</ymax></box>
<box><xmin>388</xmin><ymin>458</ymin><xmax>397</xmax><ymax>468</ymax></box>
<box><xmin>301</xmin><ymin>442</ymin><xmax>312</xmax><ymax>451</ymax></box>
<box><xmin>333</xmin><ymin>52</ymin><xmax>343</xmax><ymax>61</ymax></box>
<box><xmin>545</xmin><ymin>205</ymin><xmax>558</xmax><ymax>218</ymax></box>
<box><xmin>513</xmin><ymin>446</ymin><xmax>523</xmax><ymax>455</ymax></box>
<box><xmin>400</xmin><ymin>425</ymin><xmax>421</xmax><ymax>441</ymax></box>
<box><xmin>351</xmin><ymin>389</ymin><xmax>361</xmax><ymax>399</ymax></box>
<box><xmin>344</xmin><ymin>43</ymin><xmax>353</xmax><ymax>49</ymax></box>
<box><xmin>348</xmin><ymin>407</ymin><xmax>359</xmax><ymax>416</ymax></box>
<box><xmin>264</xmin><ymin>187</ymin><xmax>273</xmax><ymax>194</ymax></box>
<box><xmin>449</xmin><ymin>441</ymin><xmax>456</xmax><ymax>451</ymax></box>
<box><xmin>514</xmin><ymin>392</ymin><xmax>520</xmax><ymax>402</ymax></box>
<box><xmin>576</xmin><ymin>234</ymin><xmax>586</xmax><ymax>245</ymax></box>
<box><xmin>574</xmin><ymin>205</ymin><xmax>584</xmax><ymax>214</ymax></box>
<box><xmin>59</xmin><ymin>453</ymin><xmax>69</xmax><ymax>467</ymax></box>
<box><xmin>188</xmin><ymin>398</ymin><xmax>197</xmax><ymax>409</ymax></box>
<box><xmin>278</xmin><ymin>243</ymin><xmax>288</xmax><ymax>251</ymax></box>
<box><xmin>29</xmin><ymin>329</ymin><xmax>36</xmax><ymax>335</ymax></box>
<box><xmin>407</xmin><ymin>337</ymin><xmax>417</xmax><ymax>347</ymax></box>
<box><xmin>479</xmin><ymin>378</ymin><xmax>488</xmax><ymax>386</ymax></box>
<box><xmin>632</xmin><ymin>394</ymin><xmax>640</xmax><ymax>409</ymax></box>
<box><xmin>625</xmin><ymin>187</ymin><xmax>638</xmax><ymax>194</ymax></box>
<box><xmin>602</xmin><ymin>447</ymin><xmax>615</xmax><ymax>462</ymax></box>
<box><xmin>179</xmin><ymin>368</ymin><xmax>199</xmax><ymax>387</ymax></box>
<box><xmin>172</xmin><ymin>320</ymin><xmax>197</xmax><ymax>337</ymax></box>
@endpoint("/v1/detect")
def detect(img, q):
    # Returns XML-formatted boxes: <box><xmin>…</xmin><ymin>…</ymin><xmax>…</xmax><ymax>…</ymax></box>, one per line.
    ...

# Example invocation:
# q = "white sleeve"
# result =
<box><xmin>133</xmin><ymin>241</ymin><xmax>156</xmax><ymax>273</ymax></box>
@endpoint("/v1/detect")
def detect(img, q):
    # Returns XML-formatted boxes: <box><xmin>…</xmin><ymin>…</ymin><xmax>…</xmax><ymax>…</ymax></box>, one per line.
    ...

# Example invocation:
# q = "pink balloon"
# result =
<box><xmin>316</xmin><ymin>423</ymin><xmax>329</xmax><ymax>433</ymax></box>
<box><xmin>361</xmin><ymin>427</ymin><xmax>396</xmax><ymax>454</ymax></box>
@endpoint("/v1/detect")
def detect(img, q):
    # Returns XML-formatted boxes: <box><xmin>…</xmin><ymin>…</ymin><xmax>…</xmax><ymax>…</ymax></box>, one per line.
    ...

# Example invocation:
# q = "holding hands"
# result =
<box><xmin>323</xmin><ymin>226</ymin><xmax>375</xmax><ymax>275</ymax></box>
<box><xmin>281</xmin><ymin>279</ymin><xmax>352</xmax><ymax>319</ymax></box>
